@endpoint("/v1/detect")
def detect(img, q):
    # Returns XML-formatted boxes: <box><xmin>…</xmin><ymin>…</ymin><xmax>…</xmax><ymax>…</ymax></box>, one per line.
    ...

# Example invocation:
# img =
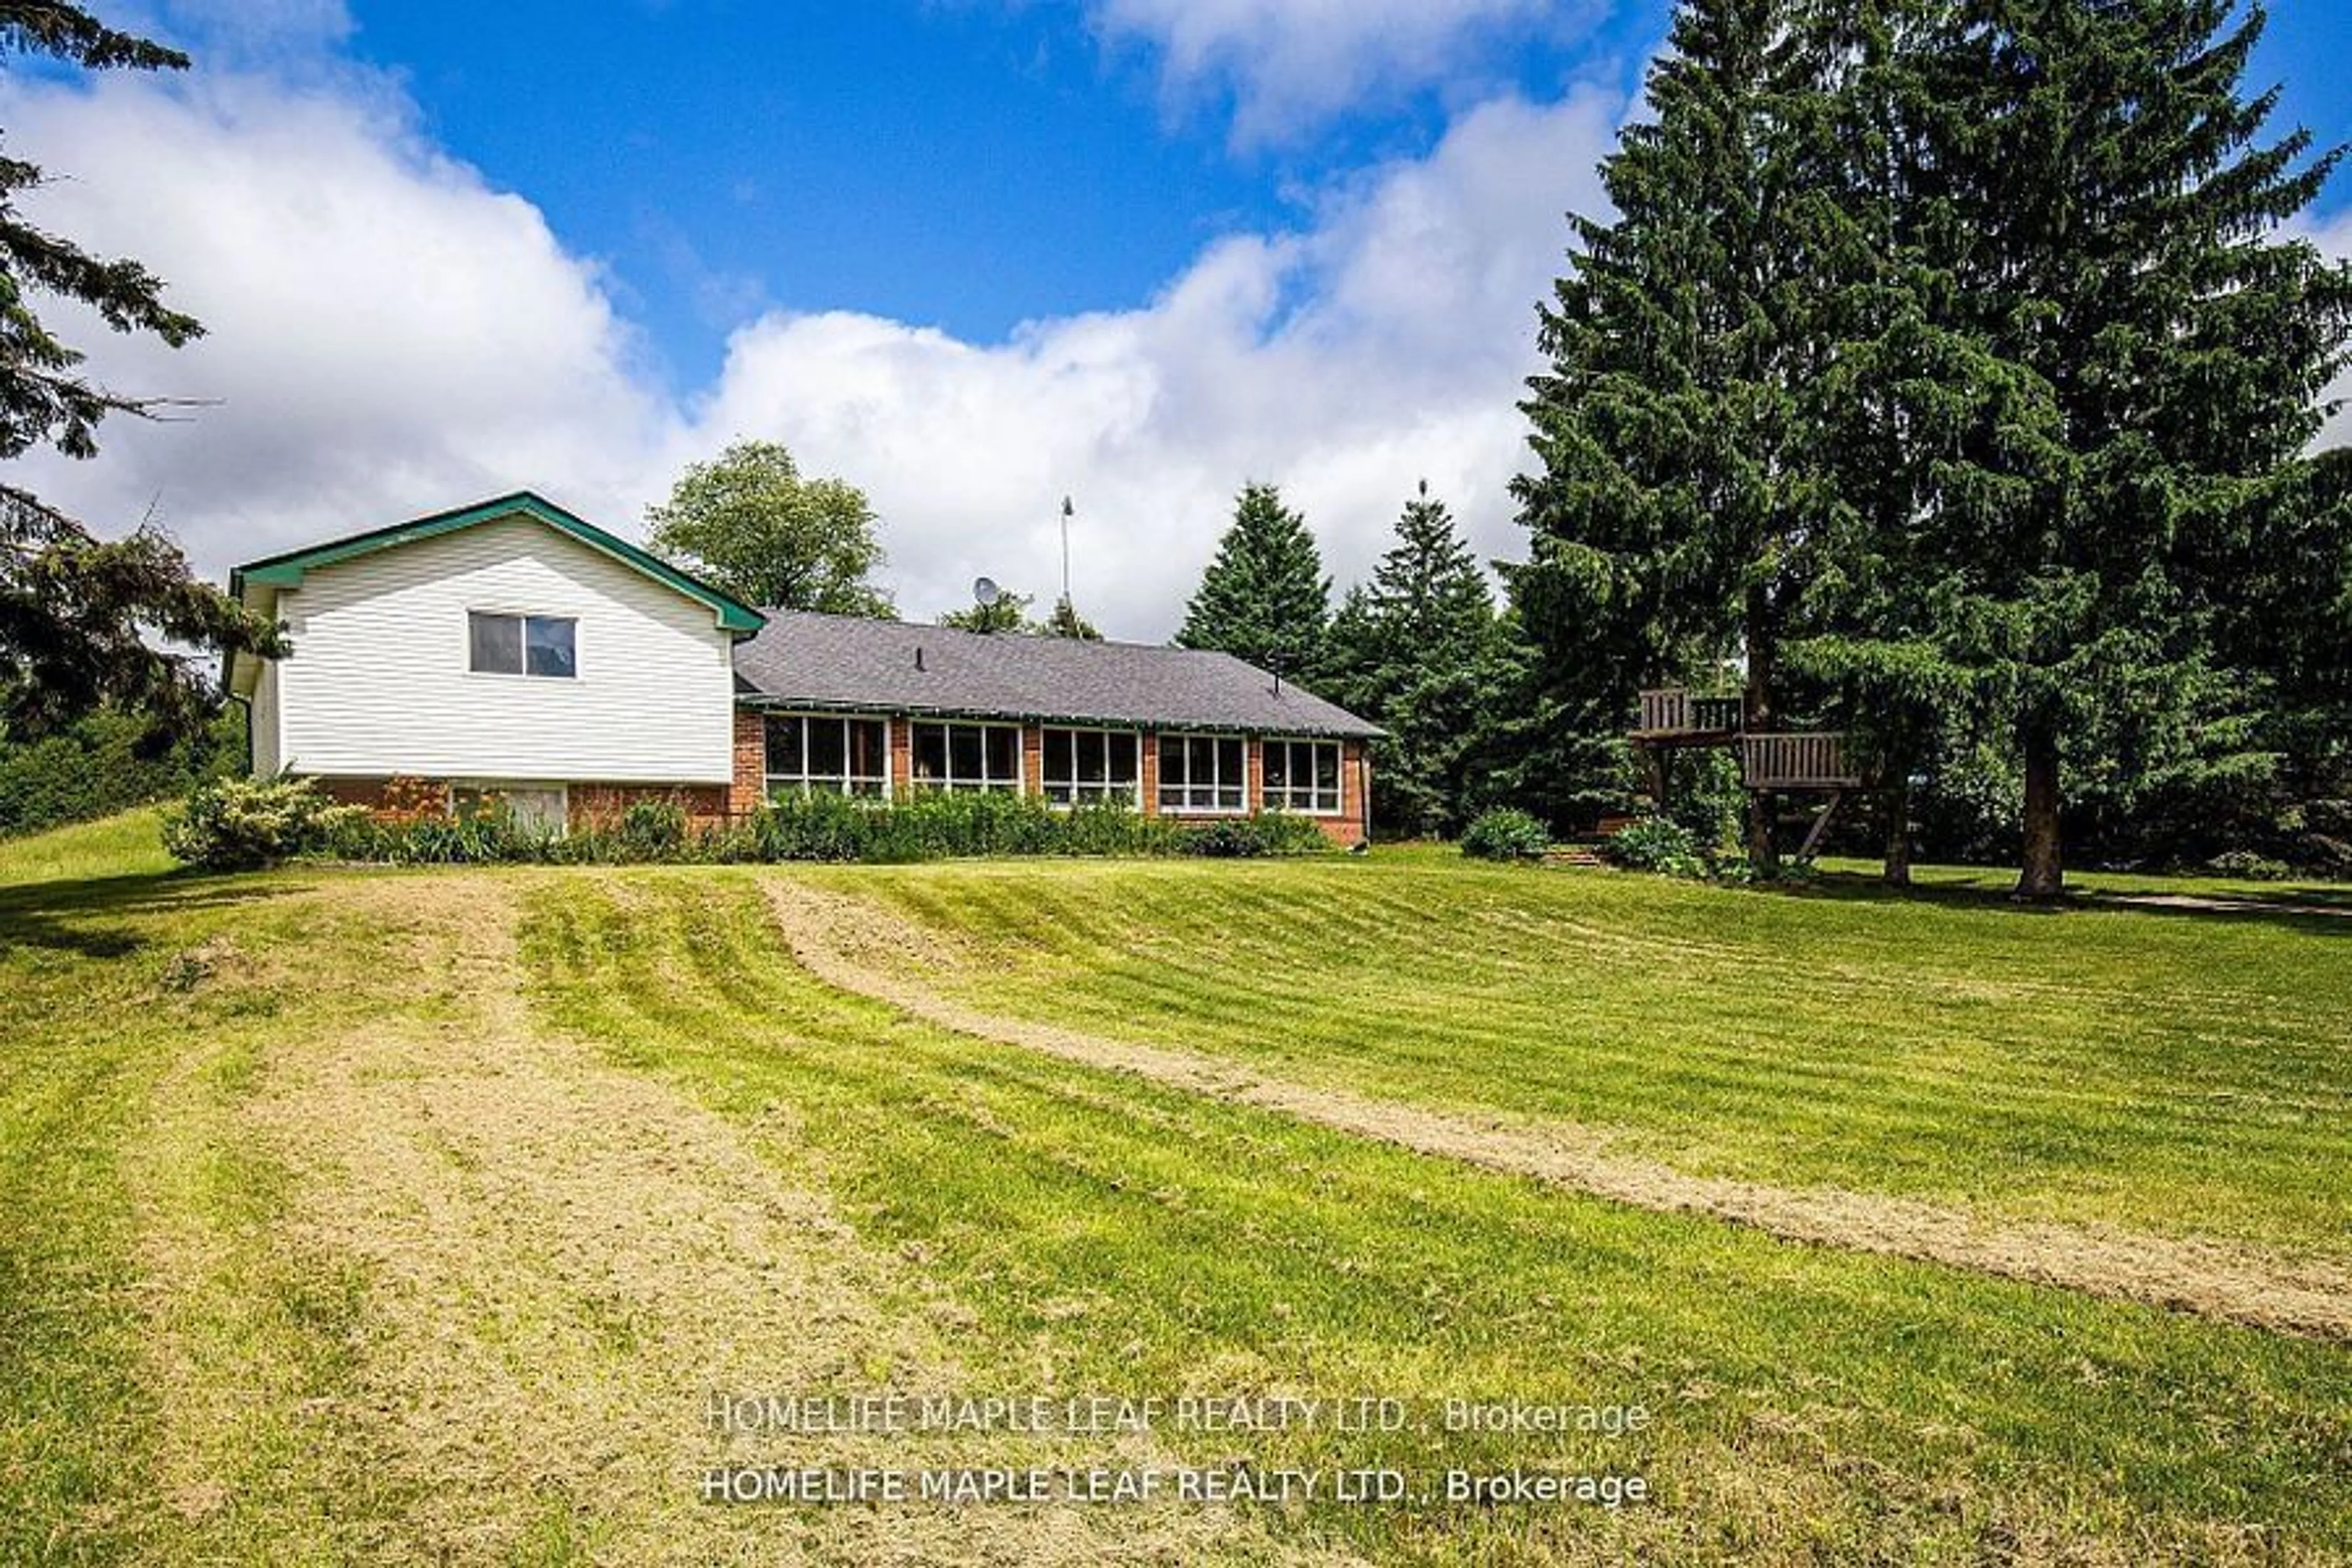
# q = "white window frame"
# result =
<box><xmin>910</xmin><ymin>720</ymin><xmax>1024</xmax><ymax>794</ymax></box>
<box><xmin>764</xmin><ymin>712</ymin><xmax>892</xmax><ymax>799</ymax></box>
<box><xmin>1041</xmin><ymin>726</ymin><xmax>1142</xmax><ymax>808</ymax></box>
<box><xmin>1157</xmin><ymin>732</ymin><xmax>1249</xmax><ymax>815</ymax></box>
<box><xmin>467</xmin><ymin>609</ymin><xmax>578</xmax><ymax>679</ymax></box>
<box><xmin>1263</xmin><ymin>737</ymin><xmax>1344</xmax><ymax>816</ymax></box>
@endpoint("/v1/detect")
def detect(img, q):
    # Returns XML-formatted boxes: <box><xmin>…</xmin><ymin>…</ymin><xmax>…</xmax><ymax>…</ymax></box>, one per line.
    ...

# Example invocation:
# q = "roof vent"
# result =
<box><xmin>914</xmin><ymin>645</ymin><xmax>926</xmax><ymax>673</ymax></box>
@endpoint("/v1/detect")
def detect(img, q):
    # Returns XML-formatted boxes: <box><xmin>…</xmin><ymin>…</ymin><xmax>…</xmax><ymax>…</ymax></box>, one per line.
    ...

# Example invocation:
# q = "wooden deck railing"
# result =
<box><xmin>1740</xmin><ymin>732</ymin><xmax>1860</xmax><ymax>790</ymax></box>
<box><xmin>1636</xmin><ymin>687</ymin><xmax>1744</xmax><ymax>736</ymax></box>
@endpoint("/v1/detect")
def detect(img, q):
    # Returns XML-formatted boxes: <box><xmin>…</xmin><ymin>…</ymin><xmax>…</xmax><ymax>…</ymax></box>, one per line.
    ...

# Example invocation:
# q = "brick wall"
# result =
<box><xmin>730</xmin><ymin>709</ymin><xmax>766</xmax><ymax>816</ymax></box>
<box><xmin>569</xmin><ymin>783</ymin><xmax>729</xmax><ymax>831</ymax></box>
<box><xmin>889</xmin><ymin>717</ymin><xmax>913</xmax><ymax>795</ymax></box>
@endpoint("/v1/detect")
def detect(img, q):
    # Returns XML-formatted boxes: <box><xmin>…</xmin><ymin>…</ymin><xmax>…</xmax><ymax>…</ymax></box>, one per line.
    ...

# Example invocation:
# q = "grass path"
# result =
<box><xmin>758</xmin><ymin>877</ymin><xmax>2351</xmax><ymax>1341</ymax></box>
<box><xmin>0</xmin><ymin>829</ymin><xmax>1318</xmax><ymax>1565</ymax></box>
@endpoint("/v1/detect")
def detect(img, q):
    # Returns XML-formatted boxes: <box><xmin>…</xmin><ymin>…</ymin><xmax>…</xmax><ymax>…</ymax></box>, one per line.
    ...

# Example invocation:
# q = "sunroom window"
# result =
<box><xmin>911</xmin><ymin>721</ymin><xmax>1022</xmax><ymax>793</ymax></box>
<box><xmin>1264</xmin><ymin>738</ymin><xmax>1342</xmax><ymax>815</ymax></box>
<box><xmin>766</xmin><ymin>714</ymin><xmax>889</xmax><ymax>797</ymax></box>
<box><xmin>1157</xmin><ymin>733</ymin><xmax>1246</xmax><ymax>813</ymax></box>
<box><xmin>1042</xmin><ymin>728</ymin><xmax>1140</xmax><ymax>806</ymax></box>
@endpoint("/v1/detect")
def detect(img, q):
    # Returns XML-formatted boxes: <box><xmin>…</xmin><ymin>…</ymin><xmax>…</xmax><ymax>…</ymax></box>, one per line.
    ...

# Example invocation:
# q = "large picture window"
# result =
<box><xmin>1158</xmin><ymin>733</ymin><xmax>1246</xmax><ymax>813</ymax></box>
<box><xmin>469</xmin><ymin>611</ymin><xmax>576</xmax><ymax>677</ymax></box>
<box><xmin>766</xmin><ymin>714</ymin><xmax>889</xmax><ymax>797</ymax></box>
<box><xmin>1264</xmin><ymin>738</ymin><xmax>1342</xmax><ymax>815</ymax></box>
<box><xmin>1042</xmin><ymin>728</ymin><xmax>1140</xmax><ymax>807</ymax></box>
<box><xmin>911</xmin><ymin>721</ymin><xmax>1022</xmax><ymax>793</ymax></box>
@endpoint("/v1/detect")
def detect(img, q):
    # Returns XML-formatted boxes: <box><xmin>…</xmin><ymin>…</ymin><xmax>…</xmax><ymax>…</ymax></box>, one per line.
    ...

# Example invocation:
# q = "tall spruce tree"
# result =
<box><xmin>1175</xmin><ymin>483</ymin><xmax>1332</xmax><ymax>677</ymax></box>
<box><xmin>1509</xmin><ymin>0</ymin><xmax>1830</xmax><ymax>861</ymax></box>
<box><xmin>1</xmin><ymin>4</ymin><xmax>281</xmax><ymax>742</ymax></box>
<box><xmin>1896</xmin><ymin>0</ymin><xmax>2352</xmax><ymax>897</ymax></box>
<box><xmin>1329</xmin><ymin>483</ymin><xmax>1504</xmax><ymax>835</ymax></box>
<box><xmin>1780</xmin><ymin>0</ymin><xmax>2073</xmax><ymax>883</ymax></box>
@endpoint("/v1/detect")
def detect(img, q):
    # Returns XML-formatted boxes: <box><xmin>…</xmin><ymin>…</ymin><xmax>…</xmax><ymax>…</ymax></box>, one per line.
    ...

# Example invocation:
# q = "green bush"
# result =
<box><xmin>1179</xmin><ymin>812</ymin><xmax>1333</xmax><ymax>859</ymax></box>
<box><xmin>1600</xmin><ymin>815</ymin><xmax>1707</xmax><ymax>878</ymax></box>
<box><xmin>1458</xmin><ymin>807</ymin><xmax>1551</xmax><ymax>862</ymax></box>
<box><xmin>277</xmin><ymin>785</ymin><xmax>1335</xmax><ymax>869</ymax></box>
<box><xmin>162</xmin><ymin>776</ymin><xmax>365</xmax><ymax>870</ymax></box>
<box><xmin>2204</xmin><ymin>848</ymin><xmax>2293</xmax><ymax>883</ymax></box>
<box><xmin>1</xmin><ymin>706</ymin><xmax>245</xmax><ymax>839</ymax></box>
<box><xmin>620</xmin><ymin>799</ymin><xmax>689</xmax><ymax>860</ymax></box>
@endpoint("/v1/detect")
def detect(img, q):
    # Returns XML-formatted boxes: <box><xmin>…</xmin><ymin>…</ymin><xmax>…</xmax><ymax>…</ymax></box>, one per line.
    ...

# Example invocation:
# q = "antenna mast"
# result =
<box><xmin>1060</xmin><ymin>496</ymin><xmax>1074</xmax><ymax>605</ymax></box>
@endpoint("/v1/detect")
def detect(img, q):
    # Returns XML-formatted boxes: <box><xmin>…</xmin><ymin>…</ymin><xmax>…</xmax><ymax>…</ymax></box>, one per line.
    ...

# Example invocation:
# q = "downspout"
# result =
<box><xmin>230</xmin><ymin>693</ymin><xmax>255</xmax><ymax>778</ymax></box>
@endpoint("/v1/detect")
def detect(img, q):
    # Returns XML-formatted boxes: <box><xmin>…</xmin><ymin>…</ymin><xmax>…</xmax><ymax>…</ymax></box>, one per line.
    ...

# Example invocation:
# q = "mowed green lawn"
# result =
<box><xmin>1</xmin><ymin>813</ymin><xmax>2346</xmax><ymax>1565</ymax></box>
<box><xmin>827</xmin><ymin>847</ymin><xmax>2352</xmax><ymax>1259</ymax></box>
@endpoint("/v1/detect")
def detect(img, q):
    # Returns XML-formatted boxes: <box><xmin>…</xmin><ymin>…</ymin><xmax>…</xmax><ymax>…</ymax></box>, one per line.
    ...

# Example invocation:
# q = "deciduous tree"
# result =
<box><xmin>647</xmin><ymin>439</ymin><xmax>894</xmax><ymax>616</ymax></box>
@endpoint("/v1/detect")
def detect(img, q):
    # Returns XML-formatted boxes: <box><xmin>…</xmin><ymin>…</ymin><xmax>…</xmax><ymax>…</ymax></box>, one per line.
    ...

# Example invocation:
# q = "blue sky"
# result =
<box><xmin>11</xmin><ymin>1</ymin><xmax>2352</xmax><ymax>636</ymax></box>
<box><xmin>341</xmin><ymin>0</ymin><xmax>1661</xmax><ymax>390</ymax></box>
<box><xmin>343</xmin><ymin>0</ymin><xmax>2352</xmax><ymax>387</ymax></box>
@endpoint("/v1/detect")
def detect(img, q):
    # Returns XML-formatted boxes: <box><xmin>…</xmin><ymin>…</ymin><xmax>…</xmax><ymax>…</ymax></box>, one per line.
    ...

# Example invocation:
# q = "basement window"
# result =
<box><xmin>468</xmin><ymin>611</ymin><xmax>576</xmax><ymax>678</ymax></box>
<box><xmin>1042</xmin><ymin>727</ymin><xmax>1141</xmax><ymax>807</ymax></box>
<box><xmin>766</xmin><ymin>714</ymin><xmax>889</xmax><ymax>797</ymax></box>
<box><xmin>1264</xmin><ymin>738</ymin><xmax>1341</xmax><ymax>815</ymax></box>
<box><xmin>1158</xmin><ymin>733</ymin><xmax>1246</xmax><ymax>813</ymax></box>
<box><xmin>911</xmin><ymin>721</ymin><xmax>1022</xmax><ymax>793</ymax></box>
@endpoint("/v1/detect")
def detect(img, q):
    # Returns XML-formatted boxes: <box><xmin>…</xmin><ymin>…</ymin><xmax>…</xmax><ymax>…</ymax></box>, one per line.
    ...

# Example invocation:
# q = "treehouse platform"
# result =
<box><xmin>1632</xmin><ymin>688</ymin><xmax>1863</xmax><ymax>792</ymax></box>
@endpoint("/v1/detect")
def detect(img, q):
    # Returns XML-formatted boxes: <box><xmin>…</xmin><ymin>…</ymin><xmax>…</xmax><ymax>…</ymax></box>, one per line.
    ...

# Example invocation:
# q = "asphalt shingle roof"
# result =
<box><xmin>731</xmin><ymin>611</ymin><xmax>1382</xmax><ymax>739</ymax></box>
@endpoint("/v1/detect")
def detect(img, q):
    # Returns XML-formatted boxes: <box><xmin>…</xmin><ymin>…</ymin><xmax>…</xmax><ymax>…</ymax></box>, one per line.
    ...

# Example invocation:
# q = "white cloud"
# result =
<box><xmin>4</xmin><ymin>69</ymin><xmax>676</xmax><ymax>567</ymax></box>
<box><xmin>1081</xmin><ymin>0</ymin><xmax>1593</xmax><ymax>146</ymax></box>
<box><xmin>683</xmin><ymin>88</ymin><xmax>1618</xmax><ymax>633</ymax></box>
<box><xmin>7</xmin><ymin>57</ymin><xmax>1621</xmax><ymax>642</ymax></box>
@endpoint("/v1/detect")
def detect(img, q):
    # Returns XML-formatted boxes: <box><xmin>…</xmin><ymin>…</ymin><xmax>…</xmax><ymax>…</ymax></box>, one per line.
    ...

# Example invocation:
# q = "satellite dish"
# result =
<box><xmin>973</xmin><ymin>576</ymin><xmax>1002</xmax><ymax>608</ymax></box>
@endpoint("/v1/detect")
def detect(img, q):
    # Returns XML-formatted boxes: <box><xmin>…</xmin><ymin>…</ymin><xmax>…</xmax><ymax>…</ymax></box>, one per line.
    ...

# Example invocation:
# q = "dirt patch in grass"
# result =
<box><xmin>224</xmin><ymin>872</ymin><xmax>1323</xmax><ymax>1567</ymax></box>
<box><xmin>763</xmin><ymin>878</ymin><xmax>2352</xmax><ymax>1344</ymax></box>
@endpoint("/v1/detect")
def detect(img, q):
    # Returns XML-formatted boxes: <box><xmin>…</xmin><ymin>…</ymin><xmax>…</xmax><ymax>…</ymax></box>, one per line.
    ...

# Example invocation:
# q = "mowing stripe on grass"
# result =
<box><xmin>759</xmin><ymin>878</ymin><xmax>2351</xmax><ymax>1342</ymax></box>
<box><xmin>524</xmin><ymin>873</ymin><xmax>2352</xmax><ymax>1564</ymax></box>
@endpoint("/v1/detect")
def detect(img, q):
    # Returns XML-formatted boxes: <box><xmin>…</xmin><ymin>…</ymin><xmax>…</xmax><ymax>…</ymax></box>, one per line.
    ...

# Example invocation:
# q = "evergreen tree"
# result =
<box><xmin>1894</xmin><ymin>0</ymin><xmax>2351</xmax><ymax>896</ymax></box>
<box><xmin>1508</xmin><ymin>0</ymin><xmax>1831</xmax><ymax>858</ymax></box>
<box><xmin>1</xmin><ymin>4</ymin><xmax>281</xmax><ymax>743</ymax></box>
<box><xmin>647</xmin><ymin>439</ymin><xmax>894</xmax><ymax>616</ymax></box>
<box><xmin>1040</xmin><ymin>594</ymin><xmax>1102</xmax><ymax>640</ymax></box>
<box><xmin>1175</xmin><ymin>483</ymin><xmax>1332</xmax><ymax>677</ymax></box>
<box><xmin>1329</xmin><ymin>484</ymin><xmax>1506</xmax><ymax>835</ymax></box>
<box><xmin>1779</xmin><ymin>0</ymin><xmax>2071</xmax><ymax>883</ymax></box>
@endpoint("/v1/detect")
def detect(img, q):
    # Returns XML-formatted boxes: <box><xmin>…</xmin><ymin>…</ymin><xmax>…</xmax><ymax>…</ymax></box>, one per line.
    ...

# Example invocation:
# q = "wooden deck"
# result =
<box><xmin>1739</xmin><ymin>733</ymin><xmax>1861</xmax><ymax>790</ymax></box>
<box><xmin>1631</xmin><ymin>688</ymin><xmax>1862</xmax><ymax>791</ymax></box>
<box><xmin>1634</xmin><ymin>688</ymin><xmax>1744</xmax><ymax>739</ymax></box>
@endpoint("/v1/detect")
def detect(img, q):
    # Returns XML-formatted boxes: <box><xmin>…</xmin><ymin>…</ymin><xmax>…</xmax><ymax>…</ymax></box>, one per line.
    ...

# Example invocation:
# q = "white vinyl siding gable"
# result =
<box><xmin>271</xmin><ymin>514</ymin><xmax>736</xmax><ymax>783</ymax></box>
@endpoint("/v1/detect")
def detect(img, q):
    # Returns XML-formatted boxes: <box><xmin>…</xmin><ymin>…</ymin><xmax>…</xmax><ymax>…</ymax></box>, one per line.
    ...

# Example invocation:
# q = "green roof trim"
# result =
<box><xmin>229</xmin><ymin>491</ymin><xmax>767</xmax><ymax>633</ymax></box>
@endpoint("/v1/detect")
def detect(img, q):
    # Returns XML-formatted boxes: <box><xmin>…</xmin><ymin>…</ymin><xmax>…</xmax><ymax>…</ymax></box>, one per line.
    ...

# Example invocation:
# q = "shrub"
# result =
<box><xmin>1</xmin><ymin>706</ymin><xmax>244</xmax><ymax>839</ymax></box>
<box><xmin>162</xmin><ymin>776</ymin><xmax>364</xmax><ymax>870</ymax></box>
<box><xmin>178</xmin><ymin>777</ymin><xmax>1340</xmax><ymax>870</ymax></box>
<box><xmin>1180</xmin><ymin>812</ymin><xmax>1333</xmax><ymax>859</ymax></box>
<box><xmin>1600</xmin><ymin>815</ymin><xmax>1706</xmax><ymax>878</ymax></box>
<box><xmin>2204</xmin><ymin>848</ymin><xmax>2293</xmax><ymax>883</ymax></box>
<box><xmin>1459</xmin><ymin>807</ymin><xmax>1551</xmax><ymax>862</ymax></box>
<box><xmin>619</xmin><ymin>798</ymin><xmax>689</xmax><ymax>861</ymax></box>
